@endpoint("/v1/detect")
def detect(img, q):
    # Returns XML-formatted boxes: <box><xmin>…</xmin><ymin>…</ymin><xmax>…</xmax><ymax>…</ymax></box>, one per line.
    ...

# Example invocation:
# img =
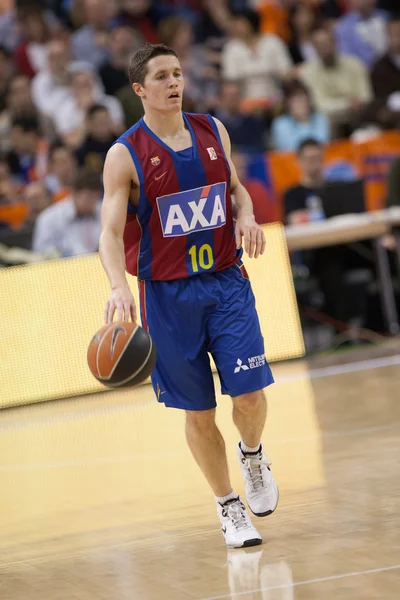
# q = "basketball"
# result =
<box><xmin>87</xmin><ymin>322</ymin><xmax>156</xmax><ymax>388</ymax></box>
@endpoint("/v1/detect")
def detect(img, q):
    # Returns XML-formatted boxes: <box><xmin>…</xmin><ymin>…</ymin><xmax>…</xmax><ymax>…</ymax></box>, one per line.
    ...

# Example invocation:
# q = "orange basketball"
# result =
<box><xmin>87</xmin><ymin>321</ymin><xmax>156</xmax><ymax>388</ymax></box>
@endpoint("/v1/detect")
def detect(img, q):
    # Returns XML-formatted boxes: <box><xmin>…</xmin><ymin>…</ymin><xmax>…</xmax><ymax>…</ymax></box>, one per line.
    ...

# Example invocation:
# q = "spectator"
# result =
<box><xmin>14</xmin><ymin>7</ymin><xmax>51</xmax><ymax>78</ymax></box>
<box><xmin>284</xmin><ymin>138</ymin><xmax>326</xmax><ymax>224</ymax></box>
<box><xmin>371</xmin><ymin>15</ymin><xmax>400</xmax><ymax>127</ymax></box>
<box><xmin>118</xmin><ymin>0</ymin><xmax>159</xmax><ymax>44</ymax></box>
<box><xmin>284</xmin><ymin>138</ymin><xmax>371</xmax><ymax>325</ymax></box>
<box><xmin>0</xmin><ymin>74</ymin><xmax>37</xmax><ymax>151</ymax></box>
<box><xmin>158</xmin><ymin>16</ymin><xmax>219</xmax><ymax>112</ymax></box>
<box><xmin>335</xmin><ymin>0</ymin><xmax>389</xmax><ymax>68</ymax></box>
<box><xmin>23</xmin><ymin>181</ymin><xmax>53</xmax><ymax>228</ymax></box>
<box><xmin>271</xmin><ymin>81</ymin><xmax>330</xmax><ymax>151</ymax></box>
<box><xmin>196</xmin><ymin>0</ymin><xmax>234</xmax><ymax>47</ymax></box>
<box><xmin>214</xmin><ymin>81</ymin><xmax>267</xmax><ymax>154</ymax></box>
<box><xmin>221</xmin><ymin>8</ymin><xmax>292</xmax><ymax>110</ymax></box>
<box><xmin>76</xmin><ymin>104</ymin><xmax>115</xmax><ymax>170</ymax></box>
<box><xmin>0</xmin><ymin>46</ymin><xmax>13</xmax><ymax>113</ymax></box>
<box><xmin>257</xmin><ymin>0</ymin><xmax>291</xmax><ymax>42</ymax></box>
<box><xmin>0</xmin><ymin>155</ymin><xmax>19</xmax><ymax>205</ymax></box>
<box><xmin>386</xmin><ymin>156</ymin><xmax>400</xmax><ymax>208</ymax></box>
<box><xmin>71</xmin><ymin>0</ymin><xmax>118</xmax><ymax>69</ymax></box>
<box><xmin>116</xmin><ymin>83</ymin><xmax>145</xmax><ymax>128</ymax></box>
<box><xmin>288</xmin><ymin>3</ymin><xmax>318</xmax><ymax>65</ymax></box>
<box><xmin>6</xmin><ymin>116</ymin><xmax>45</xmax><ymax>186</ymax></box>
<box><xmin>99</xmin><ymin>26</ymin><xmax>142</xmax><ymax>97</ymax></box>
<box><xmin>53</xmin><ymin>64</ymin><xmax>124</xmax><ymax>147</ymax></box>
<box><xmin>32</xmin><ymin>166</ymin><xmax>102</xmax><ymax>257</ymax></box>
<box><xmin>31</xmin><ymin>39</ymin><xmax>71</xmax><ymax>119</ymax></box>
<box><xmin>45</xmin><ymin>142</ymin><xmax>77</xmax><ymax>202</ymax></box>
<box><xmin>301</xmin><ymin>26</ymin><xmax>373</xmax><ymax>136</ymax></box>
<box><xmin>0</xmin><ymin>3</ymin><xmax>17</xmax><ymax>53</ymax></box>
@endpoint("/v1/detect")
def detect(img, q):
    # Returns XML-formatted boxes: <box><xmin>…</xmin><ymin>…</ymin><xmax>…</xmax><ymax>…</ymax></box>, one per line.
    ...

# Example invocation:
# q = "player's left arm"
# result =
<box><xmin>213</xmin><ymin>117</ymin><xmax>266</xmax><ymax>259</ymax></box>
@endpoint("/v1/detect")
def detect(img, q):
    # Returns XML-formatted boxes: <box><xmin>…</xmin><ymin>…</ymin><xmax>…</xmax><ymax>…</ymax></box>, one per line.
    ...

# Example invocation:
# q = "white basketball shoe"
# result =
<box><xmin>237</xmin><ymin>443</ymin><xmax>279</xmax><ymax>517</ymax></box>
<box><xmin>217</xmin><ymin>497</ymin><xmax>262</xmax><ymax>549</ymax></box>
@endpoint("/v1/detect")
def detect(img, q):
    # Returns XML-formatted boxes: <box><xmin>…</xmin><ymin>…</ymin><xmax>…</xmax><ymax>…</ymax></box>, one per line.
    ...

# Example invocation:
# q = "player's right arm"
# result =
<box><xmin>99</xmin><ymin>143</ymin><xmax>138</xmax><ymax>324</ymax></box>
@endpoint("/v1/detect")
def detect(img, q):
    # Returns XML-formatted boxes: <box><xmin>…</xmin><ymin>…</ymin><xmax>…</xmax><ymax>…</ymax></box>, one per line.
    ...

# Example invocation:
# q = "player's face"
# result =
<box><xmin>134</xmin><ymin>55</ymin><xmax>184</xmax><ymax>113</ymax></box>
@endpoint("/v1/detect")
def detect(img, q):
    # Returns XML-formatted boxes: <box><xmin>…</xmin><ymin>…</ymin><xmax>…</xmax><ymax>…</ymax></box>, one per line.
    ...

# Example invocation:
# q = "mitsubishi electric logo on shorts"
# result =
<box><xmin>156</xmin><ymin>182</ymin><xmax>226</xmax><ymax>237</ymax></box>
<box><xmin>234</xmin><ymin>355</ymin><xmax>266</xmax><ymax>373</ymax></box>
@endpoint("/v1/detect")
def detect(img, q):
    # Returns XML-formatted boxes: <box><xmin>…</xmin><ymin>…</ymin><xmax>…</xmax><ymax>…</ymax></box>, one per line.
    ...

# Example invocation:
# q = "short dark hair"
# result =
<box><xmin>87</xmin><ymin>104</ymin><xmax>109</xmax><ymax>119</ymax></box>
<box><xmin>297</xmin><ymin>138</ymin><xmax>322</xmax><ymax>154</ymax></box>
<box><xmin>74</xmin><ymin>167</ymin><xmax>102</xmax><ymax>192</ymax></box>
<box><xmin>389</xmin><ymin>13</ymin><xmax>400</xmax><ymax>24</ymax></box>
<box><xmin>233</xmin><ymin>9</ymin><xmax>261</xmax><ymax>33</ymax></box>
<box><xmin>49</xmin><ymin>140</ymin><xmax>73</xmax><ymax>161</ymax></box>
<box><xmin>11</xmin><ymin>115</ymin><xmax>40</xmax><ymax>134</ymax></box>
<box><xmin>128</xmin><ymin>42</ymin><xmax>178</xmax><ymax>86</ymax></box>
<box><xmin>0</xmin><ymin>45</ymin><xmax>11</xmax><ymax>59</ymax></box>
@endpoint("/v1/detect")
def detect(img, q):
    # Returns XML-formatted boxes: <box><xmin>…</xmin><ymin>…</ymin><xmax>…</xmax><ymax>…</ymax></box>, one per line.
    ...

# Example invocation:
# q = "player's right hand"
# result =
<box><xmin>104</xmin><ymin>285</ymin><xmax>137</xmax><ymax>324</ymax></box>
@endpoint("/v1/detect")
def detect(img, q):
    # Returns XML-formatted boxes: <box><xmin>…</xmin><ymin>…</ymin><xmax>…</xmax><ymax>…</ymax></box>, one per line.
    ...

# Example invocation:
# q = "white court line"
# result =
<box><xmin>200</xmin><ymin>564</ymin><xmax>400</xmax><ymax>600</ymax></box>
<box><xmin>275</xmin><ymin>354</ymin><xmax>400</xmax><ymax>384</ymax></box>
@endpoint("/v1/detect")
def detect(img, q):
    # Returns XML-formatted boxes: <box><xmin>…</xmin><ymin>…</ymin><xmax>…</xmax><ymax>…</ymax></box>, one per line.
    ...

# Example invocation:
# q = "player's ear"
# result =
<box><xmin>132</xmin><ymin>82</ymin><xmax>145</xmax><ymax>98</ymax></box>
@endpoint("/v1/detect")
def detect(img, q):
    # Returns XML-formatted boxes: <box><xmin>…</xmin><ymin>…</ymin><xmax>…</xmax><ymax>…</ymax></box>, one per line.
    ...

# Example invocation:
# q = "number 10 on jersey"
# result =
<box><xmin>188</xmin><ymin>244</ymin><xmax>214</xmax><ymax>273</ymax></box>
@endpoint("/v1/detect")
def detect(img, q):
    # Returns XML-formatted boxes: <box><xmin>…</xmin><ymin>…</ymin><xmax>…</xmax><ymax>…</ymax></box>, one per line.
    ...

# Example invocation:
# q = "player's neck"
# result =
<box><xmin>143</xmin><ymin>111</ymin><xmax>186</xmax><ymax>140</ymax></box>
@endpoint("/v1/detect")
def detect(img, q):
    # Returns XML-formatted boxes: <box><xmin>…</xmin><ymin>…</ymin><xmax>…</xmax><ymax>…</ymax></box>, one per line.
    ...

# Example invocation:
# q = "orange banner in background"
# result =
<box><xmin>264</xmin><ymin>131</ymin><xmax>400</xmax><ymax>222</ymax></box>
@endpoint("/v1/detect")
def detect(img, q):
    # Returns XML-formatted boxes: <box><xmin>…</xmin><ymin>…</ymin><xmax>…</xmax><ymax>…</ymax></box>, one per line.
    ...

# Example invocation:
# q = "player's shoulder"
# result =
<box><xmin>184</xmin><ymin>111</ymin><xmax>228</xmax><ymax>140</ymax></box>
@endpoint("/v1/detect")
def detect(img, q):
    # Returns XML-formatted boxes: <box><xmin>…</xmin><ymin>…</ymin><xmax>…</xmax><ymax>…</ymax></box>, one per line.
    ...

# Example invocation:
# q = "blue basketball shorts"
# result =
<box><xmin>138</xmin><ymin>262</ymin><xmax>274</xmax><ymax>410</ymax></box>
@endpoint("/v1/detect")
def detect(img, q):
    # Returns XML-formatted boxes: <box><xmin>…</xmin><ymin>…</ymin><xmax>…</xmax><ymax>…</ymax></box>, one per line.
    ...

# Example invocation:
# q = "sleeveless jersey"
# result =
<box><xmin>114</xmin><ymin>112</ymin><xmax>241</xmax><ymax>281</ymax></box>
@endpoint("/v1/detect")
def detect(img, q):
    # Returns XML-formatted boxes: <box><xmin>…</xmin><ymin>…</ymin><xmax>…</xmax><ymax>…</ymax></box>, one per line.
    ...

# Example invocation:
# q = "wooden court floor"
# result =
<box><xmin>1</xmin><ymin>348</ymin><xmax>400</xmax><ymax>599</ymax></box>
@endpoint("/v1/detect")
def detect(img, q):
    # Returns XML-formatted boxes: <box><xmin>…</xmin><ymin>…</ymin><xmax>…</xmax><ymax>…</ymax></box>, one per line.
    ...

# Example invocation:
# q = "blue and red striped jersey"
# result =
<box><xmin>115</xmin><ymin>112</ymin><xmax>241</xmax><ymax>281</ymax></box>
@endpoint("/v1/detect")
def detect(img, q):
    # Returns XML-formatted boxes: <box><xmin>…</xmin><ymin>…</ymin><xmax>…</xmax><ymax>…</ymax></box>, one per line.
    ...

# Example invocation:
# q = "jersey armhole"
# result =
<box><xmin>206</xmin><ymin>114</ymin><xmax>232</xmax><ymax>186</ymax></box>
<box><xmin>113</xmin><ymin>139</ymin><xmax>145</xmax><ymax>215</ymax></box>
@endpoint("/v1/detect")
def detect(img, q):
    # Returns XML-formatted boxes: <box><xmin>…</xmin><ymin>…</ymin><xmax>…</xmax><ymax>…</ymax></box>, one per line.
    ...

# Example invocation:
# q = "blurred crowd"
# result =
<box><xmin>1</xmin><ymin>0</ymin><xmax>400</xmax><ymax>266</ymax></box>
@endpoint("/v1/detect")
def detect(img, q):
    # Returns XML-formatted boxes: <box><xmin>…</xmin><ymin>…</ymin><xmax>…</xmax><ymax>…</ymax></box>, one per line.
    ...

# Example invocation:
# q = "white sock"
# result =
<box><xmin>240</xmin><ymin>441</ymin><xmax>261</xmax><ymax>454</ymax></box>
<box><xmin>216</xmin><ymin>490</ymin><xmax>238</xmax><ymax>505</ymax></box>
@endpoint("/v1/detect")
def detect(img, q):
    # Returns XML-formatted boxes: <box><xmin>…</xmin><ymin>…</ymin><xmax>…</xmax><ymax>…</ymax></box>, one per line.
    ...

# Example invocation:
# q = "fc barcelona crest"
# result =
<box><xmin>151</xmin><ymin>156</ymin><xmax>161</xmax><ymax>166</ymax></box>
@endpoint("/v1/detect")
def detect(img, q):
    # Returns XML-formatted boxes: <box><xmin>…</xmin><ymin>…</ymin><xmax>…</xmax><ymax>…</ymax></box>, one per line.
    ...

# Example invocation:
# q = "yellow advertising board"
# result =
<box><xmin>0</xmin><ymin>223</ymin><xmax>304</xmax><ymax>408</ymax></box>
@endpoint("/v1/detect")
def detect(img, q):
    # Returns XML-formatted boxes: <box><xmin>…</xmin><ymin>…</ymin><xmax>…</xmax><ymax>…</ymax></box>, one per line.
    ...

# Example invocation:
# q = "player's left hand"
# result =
<box><xmin>235</xmin><ymin>215</ymin><xmax>266</xmax><ymax>259</ymax></box>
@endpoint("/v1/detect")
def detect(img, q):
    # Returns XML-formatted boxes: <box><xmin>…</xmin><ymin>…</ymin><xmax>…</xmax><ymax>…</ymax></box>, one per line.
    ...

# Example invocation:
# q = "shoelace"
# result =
<box><xmin>242</xmin><ymin>455</ymin><xmax>272</xmax><ymax>492</ymax></box>
<box><xmin>222</xmin><ymin>501</ymin><xmax>250</xmax><ymax>532</ymax></box>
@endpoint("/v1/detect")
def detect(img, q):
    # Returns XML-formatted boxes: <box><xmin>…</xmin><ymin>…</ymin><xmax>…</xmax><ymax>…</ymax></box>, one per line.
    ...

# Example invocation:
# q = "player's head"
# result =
<box><xmin>129</xmin><ymin>43</ymin><xmax>183</xmax><ymax>114</ymax></box>
<box><xmin>297</xmin><ymin>138</ymin><xmax>324</xmax><ymax>182</ymax></box>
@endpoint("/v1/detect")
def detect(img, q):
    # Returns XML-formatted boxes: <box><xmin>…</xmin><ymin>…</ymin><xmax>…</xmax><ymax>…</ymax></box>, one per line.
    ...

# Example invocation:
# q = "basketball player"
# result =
<box><xmin>99</xmin><ymin>43</ymin><xmax>278</xmax><ymax>548</ymax></box>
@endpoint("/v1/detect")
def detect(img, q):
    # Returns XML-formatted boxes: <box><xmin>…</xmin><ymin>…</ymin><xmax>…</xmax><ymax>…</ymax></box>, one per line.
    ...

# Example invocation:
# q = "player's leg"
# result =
<box><xmin>231</xmin><ymin>389</ymin><xmax>267</xmax><ymax>449</ymax></box>
<box><xmin>207</xmin><ymin>263</ymin><xmax>279</xmax><ymax>518</ymax></box>
<box><xmin>185</xmin><ymin>407</ymin><xmax>232</xmax><ymax>498</ymax></box>
<box><xmin>139</xmin><ymin>277</ymin><xmax>261</xmax><ymax>547</ymax></box>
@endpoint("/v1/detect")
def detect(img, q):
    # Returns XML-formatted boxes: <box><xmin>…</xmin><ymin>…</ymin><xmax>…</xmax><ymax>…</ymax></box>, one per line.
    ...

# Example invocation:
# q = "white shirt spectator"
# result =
<box><xmin>53</xmin><ymin>93</ymin><xmax>123</xmax><ymax>137</ymax></box>
<box><xmin>32</xmin><ymin>195</ymin><xmax>101</xmax><ymax>257</ymax></box>
<box><xmin>222</xmin><ymin>34</ymin><xmax>292</xmax><ymax>102</ymax></box>
<box><xmin>31</xmin><ymin>71</ymin><xmax>71</xmax><ymax>118</ymax></box>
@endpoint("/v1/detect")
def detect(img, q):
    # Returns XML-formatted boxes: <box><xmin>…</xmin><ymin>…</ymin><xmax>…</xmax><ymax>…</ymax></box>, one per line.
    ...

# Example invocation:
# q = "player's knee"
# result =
<box><xmin>186</xmin><ymin>408</ymin><xmax>216</xmax><ymax>432</ymax></box>
<box><xmin>232</xmin><ymin>390</ymin><xmax>265</xmax><ymax>414</ymax></box>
